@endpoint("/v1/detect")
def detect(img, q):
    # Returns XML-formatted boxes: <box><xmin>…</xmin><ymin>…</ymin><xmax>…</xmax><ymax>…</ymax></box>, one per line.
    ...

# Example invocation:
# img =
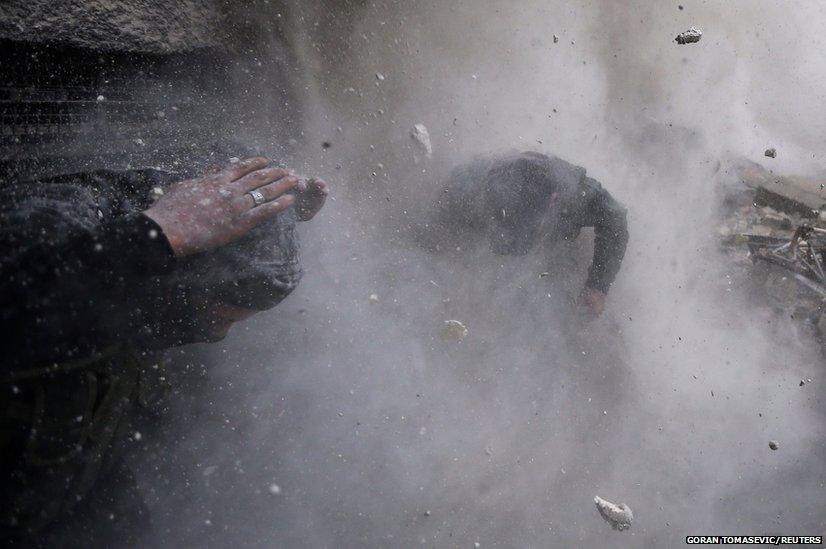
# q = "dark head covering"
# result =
<box><xmin>483</xmin><ymin>151</ymin><xmax>585</xmax><ymax>255</ymax></box>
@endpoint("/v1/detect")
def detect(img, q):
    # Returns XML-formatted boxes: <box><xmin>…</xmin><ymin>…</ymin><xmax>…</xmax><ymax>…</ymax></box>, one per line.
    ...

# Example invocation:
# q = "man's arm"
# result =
<box><xmin>1</xmin><ymin>158</ymin><xmax>302</xmax><ymax>372</ymax></box>
<box><xmin>578</xmin><ymin>178</ymin><xmax>629</xmax><ymax>312</ymax></box>
<box><xmin>0</xmin><ymin>203</ymin><xmax>178</xmax><ymax>372</ymax></box>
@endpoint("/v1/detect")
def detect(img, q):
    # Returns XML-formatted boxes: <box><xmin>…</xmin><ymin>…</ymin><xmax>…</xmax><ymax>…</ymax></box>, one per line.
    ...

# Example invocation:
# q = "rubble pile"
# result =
<box><xmin>717</xmin><ymin>158</ymin><xmax>826</xmax><ymax>328</ymax></box>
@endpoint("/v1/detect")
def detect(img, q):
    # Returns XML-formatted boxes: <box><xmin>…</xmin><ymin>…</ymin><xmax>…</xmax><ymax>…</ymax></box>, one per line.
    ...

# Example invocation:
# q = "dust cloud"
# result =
<box><xmin>138</xmin><ymin>1</ymin><xmax>826</xmax><ymax>547</ymax></box>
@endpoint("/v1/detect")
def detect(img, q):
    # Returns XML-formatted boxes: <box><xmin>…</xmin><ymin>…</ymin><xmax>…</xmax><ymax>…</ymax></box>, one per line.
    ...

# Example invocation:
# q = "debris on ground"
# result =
<box><xmin>375</xmin><ymin>72</ymin><xmax>385</xmax><ymax>81</ymax></box>
<box><xmin>675</xmin><ymin>27</ymin><xmax>702</xmax><ymax>44</ymax></box>
<box><xmin>368</xmin><ymin>293</ymin><xmax>380</xmax><ymax>303</ymax></box>
<box><xmin>716</xmin><ymin>158</ymin><xmax>826</xmax><ymax>332</ymax></box>
<box><xmin>769</xmin><ymin>440</ymin><xmax>779</xmax><ymax>450</ymax></box>
<box><xmin>765</xmin><ymin>148</ymin><xmax>777</xmax><ymax>158</ymax></box>
<box><xmin>553</xmin><ymin>34</ymin><xmax>559</xmax><ymax>43</ymax></box>
<box><xmin>594</xmin><ymin>495</ymin><xmax>633</xmax><ymax>531</ymax></box>
<box><xmin>410</xmin><ymin>123</ymin><xmax>433</xmax><ymax>158</ymax></box>
<box><xmin>442</xmin><ymin>320</ymin><xmax>468</xmax><ymax>341</ymax></box>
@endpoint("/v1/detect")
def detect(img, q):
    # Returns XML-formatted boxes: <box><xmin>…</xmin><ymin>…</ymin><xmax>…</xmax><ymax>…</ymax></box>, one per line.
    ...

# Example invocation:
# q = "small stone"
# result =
<box><xmin>229</xmin><ymin>157</ymin><xmax>240</xmax><ymax>164</ymax></box>
<box><xmin>96</xmin><ymin>95</ymin><xmax>105</xmax><ymax>102</ymax></box>
<box><xmin>442</xmin><ymin>320</ymin><xmax>468</xmax><ymax>342</ymax></box>
<box><xmin>769</xmin><ymin>440</ymin><xmax>779</xmax><ymax>450</ymax></box>
<box><xmin>764</xmin><ymin>148</ymin><xmax>777</xmax><ymax>158</ymax></box>
<box><xmin>133</xmin><ymin>431</ymin><xmax>142</xmax><ymax>441</ymax></box>
<box><xmin>675</xmin><ymin>27</ymin><xmax>702</xmax><ymax>44</ymax></box>
<box><xmin>594</xmin><ymin>495</ymin><xmax>633</xmax><ymax>531</ymax></box>
<box><xmin>424</xmin><ymin>510</ymin><xmax>431</xmax><ymax>516</ymax></box>
<box><xmin>368</xmin><ymin>293</ymin><xmax>380</xmax><ymax>303</ymax></box>
<box><xmin>268</xmin><ymin>483</ymin><xmax>282</xmax><ymax>495</ymax></box>
<box><xmin>375</xmin><ymin>72</ymin><xmax>385</xmax><ymax>81</ymax></box>
<box><xmin>410</xmin><ymin>123</ymin><xmax>433</xmax><ymax>158</ymax></box>
<box><xmin>553</xmin><ymin>34</ymin><xmax>559</xmax><ymax>43</ymax></box>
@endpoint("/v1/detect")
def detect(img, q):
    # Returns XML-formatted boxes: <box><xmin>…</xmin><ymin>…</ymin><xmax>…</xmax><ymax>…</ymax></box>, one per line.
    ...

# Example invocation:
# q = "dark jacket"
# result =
<box><xmin>432</xmin><ymin>151</ymin><xmax>629</xmax><ymax>293</ymax></box>
<box><xmin>0</xmin><ymin>168</ymin><xmax>303</xmax><ymax>374</ymax></box>
<box><xmin>0</xmin><ymin>170</ymin><xmax>180</xmax><ymax>373</ymax></box>
<box><xmin>0</xmin><ymin>168</ymin><xmax>302</xmax><ymax>537</ymax></box>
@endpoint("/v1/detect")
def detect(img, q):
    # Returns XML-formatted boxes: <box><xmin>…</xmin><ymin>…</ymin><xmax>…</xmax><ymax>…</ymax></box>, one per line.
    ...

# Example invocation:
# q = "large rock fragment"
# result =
<box><xmin>594</xmin><ymin>495</ymin><xmax>633</xmax><ymax>531</ymax></box>
<box><xmin>675</xmin><ymin>27</ymin><xmax>702</xmax><ymax>44</ymax></box>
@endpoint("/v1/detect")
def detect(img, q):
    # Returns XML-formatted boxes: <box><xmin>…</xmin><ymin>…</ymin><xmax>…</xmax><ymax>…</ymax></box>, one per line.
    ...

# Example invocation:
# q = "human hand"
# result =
<box><xmin>578</xmin><ymin>287</ymin><xmax>606</xmax><ymax>316</ymax></box>
<box><xmin>144</xmin><ymin>157</ymin><xmax>299</xmax><ymax>257</ymax></box>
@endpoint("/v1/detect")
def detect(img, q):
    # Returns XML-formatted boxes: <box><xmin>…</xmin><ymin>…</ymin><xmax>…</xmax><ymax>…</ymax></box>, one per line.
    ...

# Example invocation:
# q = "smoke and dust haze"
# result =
<box><xmin>135</xmin><ymin>1</ymin><xmax>826</xmax><ymax>546</ymax></box>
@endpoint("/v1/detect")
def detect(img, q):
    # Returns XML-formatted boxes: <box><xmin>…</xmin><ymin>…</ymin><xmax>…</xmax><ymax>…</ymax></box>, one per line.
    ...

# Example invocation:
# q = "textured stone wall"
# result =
<box><xmin>0</xmin><ymin>0</ymin><xmax>224</xmax><ymax>53</ymax></box>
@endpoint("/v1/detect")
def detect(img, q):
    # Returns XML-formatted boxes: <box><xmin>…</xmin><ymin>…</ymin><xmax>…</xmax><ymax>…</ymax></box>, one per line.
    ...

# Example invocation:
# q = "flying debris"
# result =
<box><xmin>410</xmin><ymin>123</ymin><xmax>433</xmax><ymax>158</ymax></box>
<box><xmin>594</xmin><ymin>495</ymin><xmax>633</xmax><ymax>531</ymax></box>
<box><xmin>441</xmin><ymin>320</ymin><xmax>468</xmax><ymax>341</ymax></box>
<box><xmin>675</xmin><ymin>27</ymin><xmax>702</xmax><ymax>44</ymax></box>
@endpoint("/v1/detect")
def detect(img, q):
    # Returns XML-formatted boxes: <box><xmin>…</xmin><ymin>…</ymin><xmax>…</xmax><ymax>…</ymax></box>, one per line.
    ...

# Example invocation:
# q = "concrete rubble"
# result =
<box><xmin>717</xmin><ymin>157</ymin><xmax>826</xmax><ymax>341</ymax></box>
<box><xmin>594</xmin><ymin>495</ymin><xmax>633</xmax><ymax>531</ymax></box>
<box><xmin>410</xmin><ymin>123</ymin><xmax>433</xmax><ymax>159</ymax></box>
<box><xmin>442</xmin><ymin>320</ymin><xmax>468</xmax><ymax>341</ymax></box>
<box><xmin>675</xmin><ymin>27</ymin><xmax>702</xmax><ymax>44</ymax></box>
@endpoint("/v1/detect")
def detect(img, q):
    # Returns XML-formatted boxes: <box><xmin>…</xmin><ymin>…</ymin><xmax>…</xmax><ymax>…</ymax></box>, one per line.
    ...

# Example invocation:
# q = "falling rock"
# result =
<box><xmin>765</xmin><ymin>148</ymin><xmax>777</xmax><ymax>158</ymax></box>
<box><xmin>594</xmin><ymin>495</ymin><xmax>633</xmax><ymax>531</ymax></box>
<box><xmin>442</xmin><ymin>320</ymin><xmax>468</xmax><ymax>341</ymax></box>
<box><xmin>410</xmin><ymin>123</ymin><xmax>433</xmax><ymax>158</ymax></box>
<box><xmin>675</xmin><ymin>27</ymin><xmax>702</xmax><ymax>44</ymax></box>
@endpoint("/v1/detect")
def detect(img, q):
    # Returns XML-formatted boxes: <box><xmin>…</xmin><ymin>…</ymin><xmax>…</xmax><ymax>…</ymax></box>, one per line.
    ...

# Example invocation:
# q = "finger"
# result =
<box><xmin>203</xmin><ymin>164</ymin><xmax>223</xmax><ymax>176</ymax></box>
<box><xmin>233</xmin><ymin>167</ymin><xmax>291</xmax><ymax>193</ymax></box>
<box><xmin>218</xmin><ymin>157</ymin><xmax>270</xmax><ymax>182</ymax></box>
<box><xmin>240</xmin><ymin>194</ymin><xmax>296</xmax><ymax>228</ymax></box>
<box><xmin>240</xmin><ymin>176</ymin><xmax>300</xmax><ymax>209</ymax></box>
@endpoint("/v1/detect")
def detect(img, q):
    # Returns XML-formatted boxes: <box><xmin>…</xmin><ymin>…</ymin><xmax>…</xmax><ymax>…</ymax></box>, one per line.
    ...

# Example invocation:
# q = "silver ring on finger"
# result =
<box><xmin>248</xmin><ymin>189</ymin><xmax>266</xmax><ymax>207</ymax></box>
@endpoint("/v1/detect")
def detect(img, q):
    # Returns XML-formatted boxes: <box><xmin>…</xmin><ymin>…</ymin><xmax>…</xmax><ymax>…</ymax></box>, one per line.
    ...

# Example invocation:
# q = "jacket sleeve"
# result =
<box><xmin>0</xmin><ymin>192</ymin><xmax>176</xmax><ymax>373</ymax></box>
<box><xmin>578</xmin><ymin>178</ymin><xmax>629</xmax><ymax>293</ymax></box>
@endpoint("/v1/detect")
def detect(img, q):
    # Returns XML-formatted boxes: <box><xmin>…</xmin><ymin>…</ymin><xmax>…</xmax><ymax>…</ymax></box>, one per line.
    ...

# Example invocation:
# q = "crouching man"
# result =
<box><xmin>429</xmin><ymin>151</ymin><xmax>628</xmax><ymax>316</ymax></box>
<box><xmin>0</xmin><ymin>157</ymin><xmax>327</xmax><ymax>545</ymax></box>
